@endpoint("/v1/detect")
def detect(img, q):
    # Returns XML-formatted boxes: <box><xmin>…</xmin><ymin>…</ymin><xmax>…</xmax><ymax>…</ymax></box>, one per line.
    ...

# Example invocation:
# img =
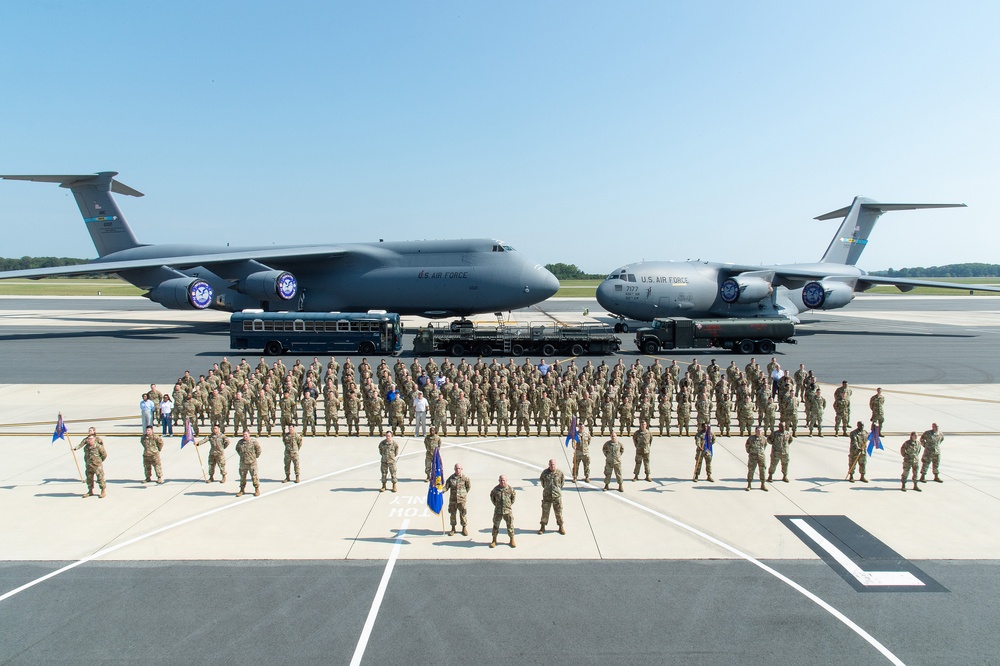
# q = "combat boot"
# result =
<box><xmin>919</xmin><ymin>474</ymin><xmax>926</xmax><ymax>483</ymax></box>
<box><xmin>157</xmin><ymin>477</ymin><xmax>163</xmax><ymax>484</ymax></box>
<box><xmin>449</xmin><ymin>527</ymin><xmax>456</xmax><ymax>536</ymax></box>
<box><xmin>462</xmin><ymin>526</ymin><xmax>468</xmax><ymax>536</ymax></box>
<box><xmin>509</xmin><ymin>536</ymin><xmax>516</xmax><ymax>548</ymax></box>
<box><xmin>144</xmin><ymin>477</ymin><xmax>151</xmax><ymax>484</ymax></box>
<box><xmin>206</xmin><ymin>476</ymin><xmax>213</xmax><ymax>484</ymax></box>
<box><xmin>380</xmin><ymin>484</ymin><xmax>386</xmax><ymax>493</ymax></box>
<box><xmin>572</xmin><ymin>476</ymin><xmax>577</xmax><ymax>482</ymax></box>
<box><xmin>860</xmin><ymin>476</ymin><xmax>868</xmax><ymax>483</ymax></box>
<box><xmin>633</xmin><ymin>474</ymin><xmax>639</xmax><ymax>481</ymax></box>
<box><xmin>618</xmin><ymin>484</ymin><xmax>624</xmax><ymax>492</ymax></box>
<box><xmin>782</xmin><ymin>476</ymin><xmax>789</xmax><ymax>483</ymax></box>
<box><xmin>392</xmin><ymin>482</ymin><xmax>398</xmax><ymax>493</ymax></box>
<box><xmin>82</xmin><ymin>490</ymin><xmax>93</xmax><ymax>498</ymax></box>
<box><xmin>901</xmin><ymin>482</ymin><xmax>907</xmax><ymax>492</ymax></box>
<box><xmin>848</xmin><ymin>474</ymin><xmax>855</xmax><ymax>483</ymax></box>
<box><xmin>538</xmin><ymin>524</ymin><xmax>545</xmax><ymax>535</ymax></box>
<box><xmin>254</xmin><ymin>486</ymin><xmax>260</xmax><ymax>496</ymax></box>
<box><xmin>490</xmin><ymin>529</ymin><xmax>498</xmax><ymax>548</ymax></box>
<box><xmin>645</xmin><ymin>475</ymin><xmax>652</xmax><ymax>482</ymax></box>
<box><xmin>99</xmin><ymin>489</ymin><xmax>106</xmax><ymax>498</ymax></box>
<box><xmin>558</xmin><ymin>525</ymin><xmax>566</xmax><ymax>535</ymax></box>
<box><xmin>584</xmin><ymin>476</ymin><xmax>590</xmax><ymax>483</ymax></box>
<box><xmin>283</xmin><ymin>477</ymin><xmax>290</xmax><ymax>484</ymax></box>
<box><xmin>707</xmin><ymin>475</ymin><xmax>714</xmax><ymax>483</ymax></box>
<box><xmin>934</xmin><ymin>475</ymin><xmax>943</xmax><ymax>483</ymax></box>
<box><xmin>760</xmin><ymin>482</ymin><xmax>768</xmax><ymax>492</ymax></box>
<box><xmin>221</xmin><ymin>474</ymin><xmax>226</xmax><ymax>483</ymax></box>
<box><xmin>603</xmin><ymin>484</ymin><xmax>609</xmax><ymax>491</ymax></box>
<box><xmin>766</xmin><ymin>475</ymin><xmax>773</xmax><ymax>482</ymax></box>
<box><xmin>745</xmin><ymin>483</ymin><xmax>751</xmax><ymax>492</ymax></box>
<box><xmin>295</xmin><ymin>475</ymin><xmax>300</xmax><ymax>483</ymax></box>
<box><xmin>913</xmin><ymin>481</ymin><xmax>922</xmax><ymax>492</ymax></box>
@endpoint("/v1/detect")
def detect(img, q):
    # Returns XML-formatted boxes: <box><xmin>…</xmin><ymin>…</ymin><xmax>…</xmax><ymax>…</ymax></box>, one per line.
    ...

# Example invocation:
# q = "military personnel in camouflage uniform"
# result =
<box><xmin>432</xmin><ymin>395</ymin><xmax>449</xmax><ymax>437</ymax></box>
<box><xmin>280</xmin><ymin>391</ymin><xmax>297</xmax><ymax>431</ymax></box>
<box><xmin>423</xmin><ymin>427</ymin><xmax>441</xmax><ymax>482</ymax></box>
<box><xmin>833</xmin><ymin>381</ymin><xmax>852</xmax><ymax>436</ymax></box>
<box><xmin>282</xmin><ymin>424</ymin><xmax>303</xmax><ymax>483</ymax></box>
<box><xmin>603</xmin><ymin>433</ymin><xmax>625</xmax><ymax>492</ymax></box>
<box><xmin>767</xmin><ymin>423</ymin><xmax>792</xmax><ymax>483</ymax></box>
<box><xmin>900</xmin><ymin>431</ymin><xmax>922</xmax><ymax>492</ymax></box>
<box><xmin>140</xmin><ymin>425</ymin><xmax>165</xmax><ymax>484</ymax></box>
<box><xmin>848</xmin><ymin>421</ymin><xmax>869</xmax><ymax>483</ymax></box>
<box><xmin>445</xmin><ymin>463</ymin><xmax>472</xmax><ymax>536</ymax></box>
<box><xmin>235</xmin><ymin>430</ymin><xmax>262</xmax><ymax>497</ymax></box>
<box><xmin>919</xmin><ymin>423</ymin><xmax>944</xmax><ymax>483</ymax></box>
<box><xmin>76</xmin><ymin>429</ymin><xmax>108</xmax><ymax>498</ymax></box>
<box><xmin>197</xmin><ymin>424</ymin><xmax>230</xmax><ymax>483</ymax></box>
<box><xmin>538</xmin><ymin>459</ymin><xmax>566</xmax><ymax>535</ymax></box>
<box><xmin>301</xmin><ymin>392</ymin><xmax>318</xmax><ymax>437</ymax></box>
<box><xmin>632</xmin><ymin>421</ymin><xmax>653</xmax><ymax>481</ymax></box>
<box><xmin>256</xmin><ymin>389</ymin><xmax>273</xmax><ymax>437</ymax></box>
<box><xmin>806</xmin><ymin>387</ymin><xmax>826</xmax><ymax>436</ymax></box>
<box><xmin>324</xmin><ymin>381</ymin><xmax>341</xmax><ymax>436</ymax></box>
<box><xmin>378</xmin><ymin>431</ymin><xmax>399</xmax><ymax>493</ymax></box>
<box><xmin>345</xmin><ymin>391</ymin><xmax>361</xmax><ymax>437</ymax></box>
<box><xmin>490</xmin><ymin>474</ymin><xmax>516</xmax><ymax>548</ymax></box>
<box><xmin>745</xmin><ymin>427</ymin><xmax>769</xmax><ymax>491</ymax></box>
<box><xmin>676</xmin><ymin>388</ymin><xmax>691</xmax><ymax>437</ymax></box>
<box><xmin>496</xmin><ymin>393</ymin><xmax>511</xmax><ymax>436</ymax></box>
<box><xmin>693</xmin><ymin>423</ymin><xmax>715</xmax><ymax>482</ymax></box>
<box><xmin>572</xmin><ymin>425</ymin><xmax>592</xmax><ymax>482</ymax></box>
<box><xmin>869</xmin><ymin>388</ymin><xmax>885</xmax><ymax>432</ymax></box>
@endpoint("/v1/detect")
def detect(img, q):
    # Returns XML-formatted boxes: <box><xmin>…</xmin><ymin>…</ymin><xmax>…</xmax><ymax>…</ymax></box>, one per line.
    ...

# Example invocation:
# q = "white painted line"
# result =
<box><xmin>789</xmin><ymin>519</ymin><xmax>924</xmax><ymax>587</ymax></box>
<box><xmin>350</xmin><ymin>519</ymin><xmax>410</xmax><ymax>666</ymax></box>
<box><xmin>451</xmin><ymin>439</ymin><xmax>908</xmax><ymax>666</ymax></box>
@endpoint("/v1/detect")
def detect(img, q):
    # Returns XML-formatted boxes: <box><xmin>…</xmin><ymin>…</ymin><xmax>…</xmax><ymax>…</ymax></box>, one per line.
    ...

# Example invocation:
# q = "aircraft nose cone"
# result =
<box><xmin>596</xmin><ymin>280</ymin><xmax>614</xmax><ymax>309</ymax></box>
<box><xmin>524</xmin><ymin>264</ymin><xmax>560</xmax><ymax>302</ymax></box>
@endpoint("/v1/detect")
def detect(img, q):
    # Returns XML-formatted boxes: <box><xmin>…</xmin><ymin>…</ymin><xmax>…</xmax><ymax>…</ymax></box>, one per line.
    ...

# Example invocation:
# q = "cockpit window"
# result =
<box><xmin>503</xmin><ymin>245</ymin><xmax>514</xmax><ymax>252</ymax></box>
<box><xmin>491</xmin><ymin>244</ymin><xmax>516</xmax><ymax>252</ymax></box>
<box><xmin>627</xmin><ymin>274</ymin><xmax>636</xmax><ymax>282</ymax></box>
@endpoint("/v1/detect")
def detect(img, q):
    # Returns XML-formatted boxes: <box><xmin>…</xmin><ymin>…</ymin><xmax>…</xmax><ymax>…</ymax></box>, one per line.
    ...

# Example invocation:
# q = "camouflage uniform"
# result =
<box><xmin>445</xmin><ymin>470</ymin><xmax>472</xmax><ymax>534</ymax></box>
<box><xmin>235</xmin><ymin>434</ymin><xmax>262</xmax><ymax>496</ymax></box>
<box><xmin>745</xmin><ymin>432</ymin><xmax>769</xmax><ymax>490</ymax></box>
<box><xmin>282</xmin><ymin>428</ymin><xmax>303</xmax><ymax>482</ymax></box>
<box><xmin>198</xmin><ymin>430</ymin><xmax>230</xmax><ymax>482</ymax></box>
<box><xmin>324</xmin><ymin>386</ymin><xmax>341</xmax><ymax>436</ymax></box>
<box><xmin>139</xmin><ymin>431</ymin><xmax>165</xmax><ymax>483</ymax></box>
<box><xmin>602</xmin><ymin>436</ymin><xmax>625</xmax><ymax>491</ymax></box>
<box><xmin>539</xmin><ymin>464</ymin><xmax>566</xmax><ymax>534</ymax></box>
<box><xmin>693</xmin><ymin>427</ymin><xmax>714</xmax><ymax>482</ymax></box>
<box><xmin>632</xmin><ymin>425</ymin><xmax>653</xmax><ymax>481</ymax></box>
<box><xmin>900</xmin><ymin>435</ymin><xmax>922</xmax><ymax>491</ymax></box>
<box><xmin>490</xmin><ymin>482</ymin><xmax>516</xmax><ymax>547</ymax></box>
<box><xmin>378</xmin><ymin>435</ymin><xmax>399</xmax><ymax>492</ymax></box>
<box><xmin>423</xmin><ymin>430</ymin><xmax>441</xmax><ymax>481</ymax></box>
<box><xmin>833</xmin><ymin>384</ymin><xmax>852</xmax><ymax>436</ymax></box>
<box><xmin>77</xmin><ymin>436</ymin><xmax>108</xmax><ymax>498</ymax></box>
<box><xmin>869</xmin><ymin>392</ymin><xmax>885</xmax><ymax>431</ymax></box>
<box><xmin>496</xmin><ymin>395</ymin><xmax>511</xmax><ymax>436</ymax></box>
<box><xmin>848</xmin><ymin>424</ymin><xmax>869</xmax><ymax>482</ymax></box>
<box><xmin>919</xmin><ymin>426</ymin><xmax>944</xmax><ymax>482</ymax></box>
<box><xmin>767</xmin><ymin>425</ymin><xmax>792</xmax><ymax>482</ymax></box>
<box><xmin>515</xmin><ymin>398</ymin><xmax>530</xmax><ymax>437</ymax></box>
<box><xmin>572</xmin><ymin>428</ymin><xmax>592</xmax><ymax>482</ymax></box>
<box><xmin>301</xmin><ymin>394</ymin><xmax>317</xmax><ymax>436</ymax></box>
<box><xmin>675</xmin><ymin>390</ymin><xmax>691</xmax><ymax>436</ymax></box>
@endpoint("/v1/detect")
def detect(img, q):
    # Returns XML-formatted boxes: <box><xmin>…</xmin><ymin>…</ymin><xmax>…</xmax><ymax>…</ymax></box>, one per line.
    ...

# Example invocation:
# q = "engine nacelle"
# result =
<box><xmin>720</xmin><ymin>276</ymin><xmax>773</xmax><ymax>304</ymax></box>
<box><xmin>237</xmin><ymin>271</ymin><xmax>298</xmax><ymax>302</ymax></box>
<box><xmin>148</xmin><ymin>278</ymin><xmax>214</xmax><ymax>310</ymax></box>
<box><xmin>800</xmin><ymin>280</ymin><xmax>855</xmax><ymax>310</ymax></box>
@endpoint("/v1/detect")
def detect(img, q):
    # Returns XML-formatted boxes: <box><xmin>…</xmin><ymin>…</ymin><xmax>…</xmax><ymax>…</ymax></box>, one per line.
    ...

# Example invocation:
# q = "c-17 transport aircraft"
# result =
<box><xmin>0</xmin><ymin>172</ymin><xmax>559</xmax><ymax>319</ymax></box>
<box><xmin>596</xmin><ymin>196</ymin><xmax>1000</xmax><ymax>331</ymax></box>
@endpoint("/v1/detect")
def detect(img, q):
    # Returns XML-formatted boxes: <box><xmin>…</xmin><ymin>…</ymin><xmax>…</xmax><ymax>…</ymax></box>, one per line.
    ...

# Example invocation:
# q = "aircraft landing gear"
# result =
<box><xmin>613</xmin><ymin>317</ymin><xmax>629</xmax><ymax>334</ymax></box>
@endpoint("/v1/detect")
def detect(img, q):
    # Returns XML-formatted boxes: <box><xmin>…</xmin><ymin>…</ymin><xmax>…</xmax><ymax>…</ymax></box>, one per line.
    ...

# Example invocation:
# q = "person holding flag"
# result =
<box><xmin>195</xmin><ymin>424</ymin><xmax>229</xmax><ymax>483</ymax></box>
<box><xmin>443</xmin><ymin>461</ymin><xmax>471</xmax><ymax>537</ymax></box>
<box><xmin>693</xmin><ymin>422</ymin><xmax>715</xmax><ymax>483</ymax></box>
<box><xmin>75</xmin><ymin>429</ymin><xmax>108</xmax><ymax>498</ymax></box>
<box><xmin>848</xmin><ymin>421</ymin><xmax>869</xmax><ymax>483</ymax></box>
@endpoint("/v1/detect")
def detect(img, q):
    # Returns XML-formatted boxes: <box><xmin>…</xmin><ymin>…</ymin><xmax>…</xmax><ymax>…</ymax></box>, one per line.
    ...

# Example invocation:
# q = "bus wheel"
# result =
<box><xmin>264</xmin><ymin>341</ymin><xmax>282</xmax><ymax>356</ymax></box>
<box><xmin>510</xmin><ymin>343</ymin><xmax>524</xmax><ymax>356</ymax></box>
<box><xmin>449</xmin><ymin>342</ymin><xmax>465</xmax><ymax>357</ymax></box>
<box><xmin>358</xmin><ymin>341</ymin><xmax>376</xmax><ymax>355</ymax></box>
<box><xmin>570</xmin><ymin>344</ymin><xmax>585</xmax><ymax>357</ymax></box>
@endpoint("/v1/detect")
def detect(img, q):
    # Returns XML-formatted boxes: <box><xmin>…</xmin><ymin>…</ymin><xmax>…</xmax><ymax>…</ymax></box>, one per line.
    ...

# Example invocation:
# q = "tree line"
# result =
<box><xmin>869</xmin><ymin>263</ymin><xmax>1000</xmax><ymax>278</ymax></box>
<box><xmin>544</xmin><ymin>263</ymin><xmax>605</xmax><ymax>280</ymax></box>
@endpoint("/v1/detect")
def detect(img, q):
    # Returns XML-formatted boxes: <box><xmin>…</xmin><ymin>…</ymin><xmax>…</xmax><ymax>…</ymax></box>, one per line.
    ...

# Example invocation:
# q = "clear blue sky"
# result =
<box><xmin>2</xmin><ymin>1</ymin><xmax>997</xmax><ymax>273</ymax></box>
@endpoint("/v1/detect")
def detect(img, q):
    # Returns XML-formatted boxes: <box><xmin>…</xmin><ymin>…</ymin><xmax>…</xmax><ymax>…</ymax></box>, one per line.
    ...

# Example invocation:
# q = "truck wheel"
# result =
<box><xmin>510</xmin><ymin>343</ymin><xmax>524</xmax><ymax>356</ymax></box>
<box><xmin>737</xmin><ymin>339</ymin><xmax>755</xmax><ymax>354</ymax></box>
<box><xmin>449</xmin><ymin>342</ymin><xmax>465</xmax><ymax>357</ymax></box>
<box><xmin>477</xmin><ymin>344</ymin><xmax>493</xmax><ymax>357</ymax></box>
<box><xmin>642</xmin><ymin>339</ymin><xmax>658</xmax><ymax>354</ymax></box>
<box><xmin>570</xmin><ymin>344</ymin><xmax>585</xmax><ymax>357</ymax></box>
<box><xmin>358</xmin><ymin>341</ymin><xmax>376</xmax><ymax>355</ymax></box>
<box><xmin>756</xmin><ymin>339</ymin><xmax>776</xmax><ymax>354</ymax></box>
<box><xmin>264</xmin><ymin>341</ymin><xmax>283</xmax><ymax>356</ymax></box>
<box><xmin>541</xmin><ymin>343</ymin><xmax>556</xmax><ymax>357</ymax></box>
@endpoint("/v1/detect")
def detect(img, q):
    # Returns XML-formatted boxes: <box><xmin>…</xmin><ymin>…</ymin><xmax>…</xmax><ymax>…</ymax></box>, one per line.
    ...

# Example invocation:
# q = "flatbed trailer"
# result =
<box><xmin>635</xmin><ymin>317</ymin><xmax>796</xmax><ymax>354</ymax></box>
<box><xmin>413</xmin><ymin>322</ymin><xmax>621</xmax><ymax>357</ymax></box>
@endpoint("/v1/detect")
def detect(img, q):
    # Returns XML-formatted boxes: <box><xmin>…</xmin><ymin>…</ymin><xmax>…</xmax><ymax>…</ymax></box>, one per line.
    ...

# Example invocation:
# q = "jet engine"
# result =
<box><xmin>720</xmin><ymin>276</ymin><xmax>773</xmax><ymax>304</ymax></box>
<box><xmin>236</xmin><ymin>270</ymin><xmax>298</xmax><ymax>302</ymax></box>
<box><xmin>148</xmin><ymin>278</ymin><xmax>214</xmax><ymax>310</ymax></box>
<box><xmin>800</xmin><ymin>280</ymin><xmax>855</xmax><ymax>310</ymax></box>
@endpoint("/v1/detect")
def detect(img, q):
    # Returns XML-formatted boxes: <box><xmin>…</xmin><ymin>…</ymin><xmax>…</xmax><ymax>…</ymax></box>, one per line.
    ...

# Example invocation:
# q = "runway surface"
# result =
<box><xmin>1</xmin><ymin>294</ymin><xmax>999</xmax><ymax>665</ymax></box>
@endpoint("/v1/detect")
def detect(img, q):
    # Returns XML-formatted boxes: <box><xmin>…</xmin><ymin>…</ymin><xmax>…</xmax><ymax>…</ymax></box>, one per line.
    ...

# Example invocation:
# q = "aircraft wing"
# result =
<box><xmin>0</xmin><ymin>246</ymin><xmax>347</xmax><ymax>280</ymax></box>
<box><xmin>856</xmin><ymin>276</ymin><xmax>1000</xmax><ymax>293</ymax></box>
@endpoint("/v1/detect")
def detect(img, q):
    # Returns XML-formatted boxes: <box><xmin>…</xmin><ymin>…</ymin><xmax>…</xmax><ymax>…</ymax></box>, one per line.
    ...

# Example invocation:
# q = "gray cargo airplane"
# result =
<box><xmin>0</xmin><ymin>172</ymin><xmax>559</xmax><ymax>318</ymax></box>
<box><xmin>597</xmin><ymin>196</ymin><xmax>1000</xmax><ymax>331</ymax></box>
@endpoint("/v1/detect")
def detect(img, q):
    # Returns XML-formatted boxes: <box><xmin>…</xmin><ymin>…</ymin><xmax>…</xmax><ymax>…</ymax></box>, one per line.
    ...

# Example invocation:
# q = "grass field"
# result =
<box><xmin>0</xmin><ymin>276</ymin><xmax>997</xmax><ymax>298</ymax></box>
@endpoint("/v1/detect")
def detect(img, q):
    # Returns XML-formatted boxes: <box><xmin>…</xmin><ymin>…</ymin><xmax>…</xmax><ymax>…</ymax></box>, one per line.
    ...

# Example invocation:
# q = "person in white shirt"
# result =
<box><xmin>159</xmin><ymin>395</ymin><xmax>175</xmax><ymax>436</ymax></box>
<box><xmin>412</xmin><ymin>391</ymin><xmax>430</xmax><ymax>436</ymax></box>
<box><xmin>140</xmin><ymin>393</ymin><xmax>156</xmax><ymax>431</ymax></box>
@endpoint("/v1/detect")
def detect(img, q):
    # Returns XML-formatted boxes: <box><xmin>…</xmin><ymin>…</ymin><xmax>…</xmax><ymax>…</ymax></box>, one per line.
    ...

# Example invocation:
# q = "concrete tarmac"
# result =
<box><xmin>1</xmin><ymin>294</ymin><xmax>999</xmax><ymax>665</ymax></box>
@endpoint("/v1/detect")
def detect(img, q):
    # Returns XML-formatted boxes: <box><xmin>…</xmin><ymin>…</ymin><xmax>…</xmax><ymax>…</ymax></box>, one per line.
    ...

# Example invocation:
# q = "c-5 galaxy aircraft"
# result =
<box><xmin>597</xmin><ymin>196</ymin><xmax>1000</xmax><ymax>331</ymax></box>
<box><xmin>0</xmin><ymin>172</ymin><xmax>559</xmax><ymax>319</ymax></box>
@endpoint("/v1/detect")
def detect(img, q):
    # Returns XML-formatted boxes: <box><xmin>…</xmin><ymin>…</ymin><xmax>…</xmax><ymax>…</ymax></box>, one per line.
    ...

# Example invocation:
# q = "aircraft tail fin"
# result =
<box><xmin>0</xmin><ymin>172</ymin><xmax>143</xmax><ymax>257</ymax></box>
<box><xmin>815</xmin><ymin>197</ymin><xmax>966</xmax><ymax>265</ymax></box>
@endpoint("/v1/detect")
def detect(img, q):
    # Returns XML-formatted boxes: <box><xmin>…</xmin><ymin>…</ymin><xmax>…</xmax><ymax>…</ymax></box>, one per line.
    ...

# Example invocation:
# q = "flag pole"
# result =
<box><xmin>66</xmin><ymin>434</ymin><xmax>83</xmax><ymax>482</ymax></box>
<box><xmin>193</xmin><ymin>441</ymin><xmax>207</xmax><ymax>482</ymax></box>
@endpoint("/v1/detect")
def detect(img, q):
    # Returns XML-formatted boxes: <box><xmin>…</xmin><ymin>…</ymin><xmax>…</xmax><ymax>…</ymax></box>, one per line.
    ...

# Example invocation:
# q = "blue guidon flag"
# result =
<box><xmin>181</xmin><ymin>418</ymin><xmax>195</xmax><ymax>449</ymax></box>
<box><xmin>52</xmin><ymin>413</ymin><xmax>68</xmax><ymax>443</ymax></box>
<box><xmin>704</xmin><ymin>426</ymin><xmax>714</xmax><ymax>455</ymax></box>
<box><xmin>565</xmin><ymin>416</ymin><xmax>580</xmax><ymax>447</ymax></box>
<box><xmin>427</xmin><ymin>448</ymin><xmax>445</xmax><ymax>514</ymax></box>
<box><xmin>867</xmin><ymin>424</ymin><xmax>884</xmax><ymax>457</ymax></box>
